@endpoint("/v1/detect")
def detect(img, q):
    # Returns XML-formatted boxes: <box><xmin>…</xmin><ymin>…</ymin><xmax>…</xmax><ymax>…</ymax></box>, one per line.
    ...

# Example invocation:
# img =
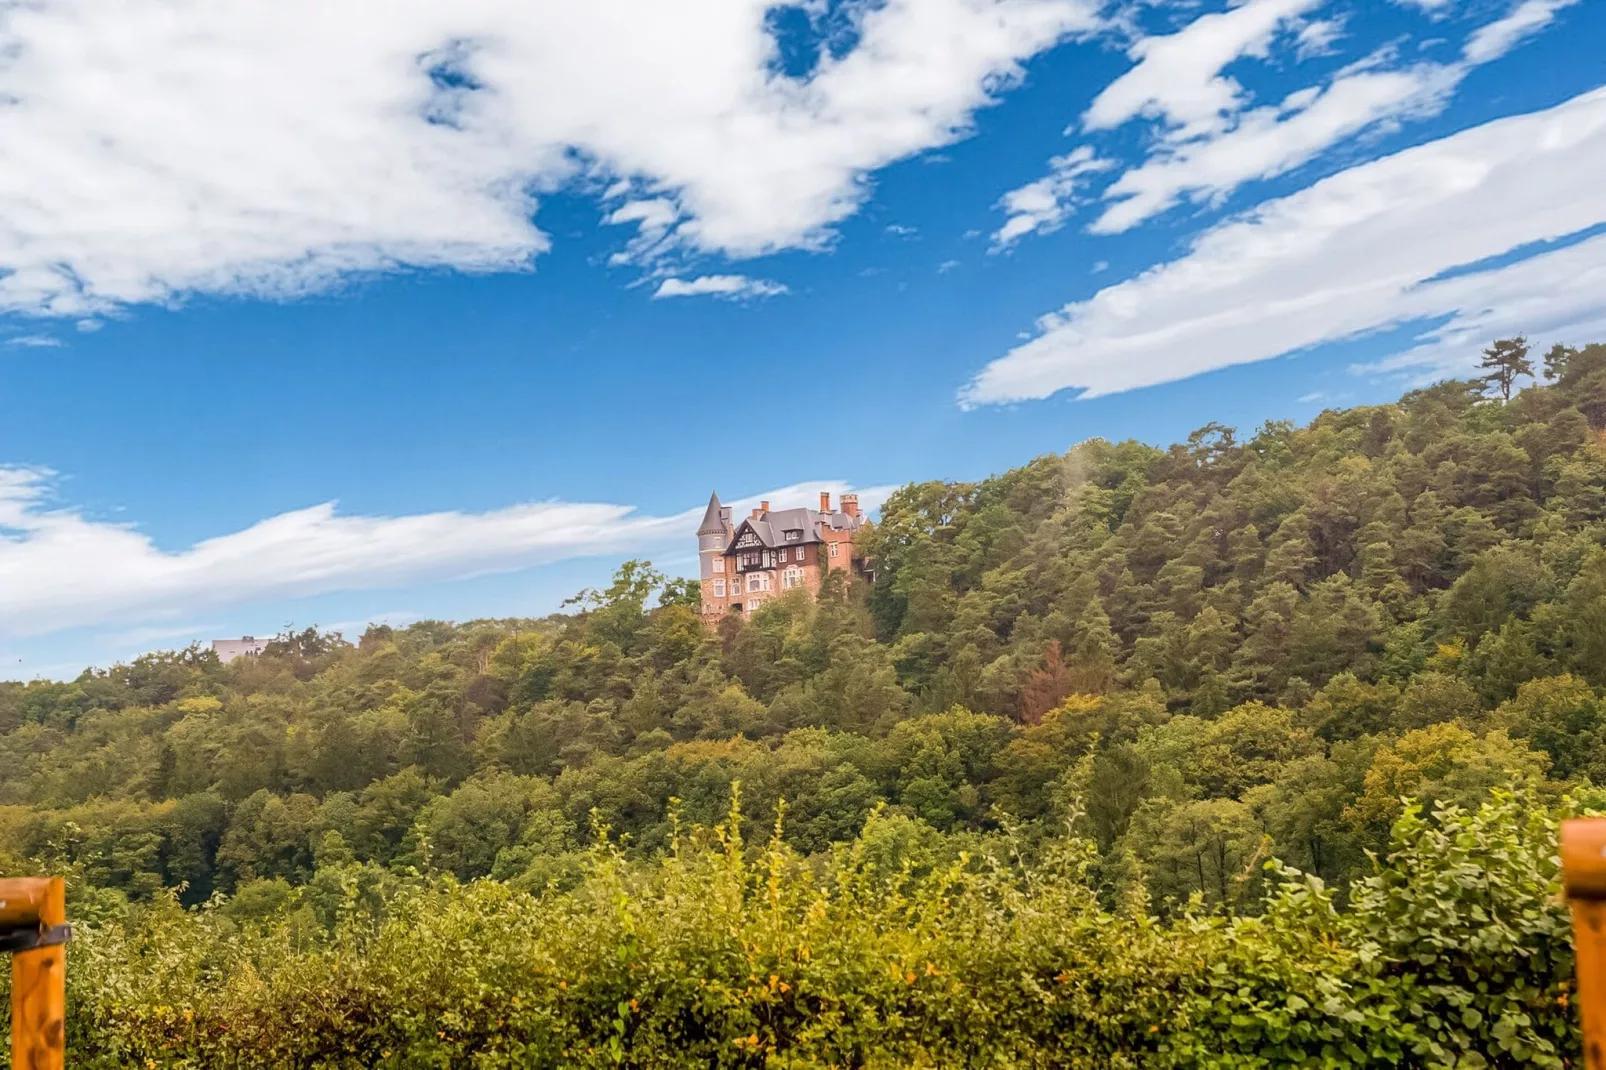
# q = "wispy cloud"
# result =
<box><xmin>992</xmin><ymin>146</ymin><xmax>1113</xmax><ymax>248</ymax></box>
<box><xmin>1086</xmin><ymin>0</ymin><xmax>1579</xmax><ymax>234</ymax></box>
<box><xmin>990</xmin><ymin>0</ymin><xmax>1319</xmax><ymax>244</ymax></box>
<box><xmin>961</xmin><ymin>87</ymin><xmax>1606</xmax><ymax>404</ymax></box>
<box><xmin>1294</xmin><ymin>16</ymin><xmax>1347</xmax><ymax>60</ymax></box>
<box><xmin>0</xmin><ymin>467</ymin><xmax>894</xmax><ymax>639</ymax></box>
<box><xmin>1083</xmin><ymin>0</ymin><xmax>1322</xmax><ymax>140</ymax></box>
<box><xmin>994</xmin><ymin>0</ymin><xmax>1581</xmax><ymax>243</ymax></box>
<box><xmin>5</xmin><ymin>334</ymin><xmax>63</xmax><ymax>348</ymax></box>
<box><xmin>105</xmin><ymin>622</ymin><xmax>224</xmax><ymax>648</ymax></box>
<box><xmin>653</xmin><ymin>275</ymin><xmax>789</xmax><ymax>300</ymax></box>
<box><xmin>1464</xmin><ymin>0</ymin><xmax>1579</xmax><ymax>63</ymax></box>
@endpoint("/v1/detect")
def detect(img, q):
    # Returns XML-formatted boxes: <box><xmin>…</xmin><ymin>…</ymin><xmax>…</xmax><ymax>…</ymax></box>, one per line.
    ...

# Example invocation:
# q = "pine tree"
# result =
<box><xmin>1543</xmin><ymin>342</ymin><xmax>1577</xmax><ymax>381</ymax></box>
<box><xmin>1478</xmin><ymin>336</ymin><xmax>1533</xmax><ymax>401</ymax></box>
<box><xmin>1068</xmin><ymin>601</ymin><xmax>1120</xmax><ymax>695</ymax></box>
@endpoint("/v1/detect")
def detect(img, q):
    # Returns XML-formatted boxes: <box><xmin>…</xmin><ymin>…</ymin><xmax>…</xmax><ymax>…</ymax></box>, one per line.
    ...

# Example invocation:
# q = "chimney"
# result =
<box><xmin>751</xmin><ymin>506</ymin><xmax>763</xmax><ymax>519</ymax></box>
<box><xmin>841</xmin><ymin>493</ymin><xmax>860</xmax><ymax>518</ymax></box>
<box><xmin>760</xmin><ymin>500</ymin><xmax>770</xmax><ymax>514</ymax></box>
<box><xmin>820</xmin><ymin>491</ymin><xmax>831</xmax><ymax>512</ymax></box>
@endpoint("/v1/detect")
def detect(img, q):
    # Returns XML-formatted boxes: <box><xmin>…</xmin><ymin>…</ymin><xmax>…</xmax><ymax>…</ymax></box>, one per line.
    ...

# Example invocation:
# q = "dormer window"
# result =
<box><xmin>785</xmin><ymin>530</ymin><xmax>801</xmax><ymax>542</ymax></box>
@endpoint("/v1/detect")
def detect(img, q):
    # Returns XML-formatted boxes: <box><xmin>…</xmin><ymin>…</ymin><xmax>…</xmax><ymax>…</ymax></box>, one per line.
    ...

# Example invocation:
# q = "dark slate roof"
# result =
<box><xmin>696</xmin><ymin>492</ymin><xmax>726</xmax><ymax>536</ymax></box>
<box><xmin>723</xmin><ymin>505</ymin><xmax>867</xmax><ymax>553</ymax></box>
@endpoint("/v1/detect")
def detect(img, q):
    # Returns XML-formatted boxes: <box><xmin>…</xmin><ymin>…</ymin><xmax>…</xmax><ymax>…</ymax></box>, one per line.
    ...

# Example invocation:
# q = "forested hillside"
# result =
<box><xmin>4</xmin><ymin>340</ymin><xmax>1606</xmax><ymax>1065</ymax></box>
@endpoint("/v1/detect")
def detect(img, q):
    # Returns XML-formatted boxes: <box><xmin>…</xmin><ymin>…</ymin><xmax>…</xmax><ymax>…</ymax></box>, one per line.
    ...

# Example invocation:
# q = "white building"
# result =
<box><xmin>212</xmin><ymin>636</ymin><xmax>270</xmax><ymax>664</ymax></box>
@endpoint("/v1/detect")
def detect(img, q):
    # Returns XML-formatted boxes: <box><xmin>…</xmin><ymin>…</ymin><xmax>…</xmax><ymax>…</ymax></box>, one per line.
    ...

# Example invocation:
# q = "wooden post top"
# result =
<box><xmin>1563</xmin><ymin>820</ymin><xmax>1606</xmax><ymax>901</ymax></box>
<box><xmin>0</xmin><ymin>879</ymin><xmax>62</xmax><ymax>931</ymax></box>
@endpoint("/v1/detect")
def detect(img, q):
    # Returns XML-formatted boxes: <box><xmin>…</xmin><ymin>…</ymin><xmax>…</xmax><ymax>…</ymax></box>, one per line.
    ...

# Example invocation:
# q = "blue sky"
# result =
<box><xmin>0</xmin><ymin>0</ymin><xmax>1603</xmax><ymax>677</ymax></box>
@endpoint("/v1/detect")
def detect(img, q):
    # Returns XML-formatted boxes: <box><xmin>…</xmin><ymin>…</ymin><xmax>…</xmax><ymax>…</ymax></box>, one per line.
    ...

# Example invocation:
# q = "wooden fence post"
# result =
<box><xmin>0</xmin><ymin>877</ymin><xmax>66</xmax><ymax>1070</ymax></box>
<box><xmin>1563</xmin><ymin>820</ymin><xmax>1606</xmax><ymax>1068</ymax></box>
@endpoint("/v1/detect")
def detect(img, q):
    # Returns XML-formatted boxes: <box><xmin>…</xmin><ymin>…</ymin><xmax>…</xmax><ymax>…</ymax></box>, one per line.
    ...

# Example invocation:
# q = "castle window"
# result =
<box><xmin>785</xmin><ymin>530</ymin><xmax>800</xmax><ymax>542</ymax></box>
<box><xmin>783</xmin><ymin>567</ymin><xmax>802</xmax><ymax>590</ymax></box>
<box><xmin>713</xmin><ymin>557</ymin><xmax>724</xmax><ymax>573</ymax></box>
<box><xmin>778</xmin><ymin>548</ymin><xmax>788</xmax><ymax>563</ymax></box>
<box><xmin>829</xmin><ymin>542</ymin><xmax>840</xmax><ymax>558</ymax></box>
<box><xmin>712</xmin><ymin>579</ymin><xmax>725</xmax><ymax>597</ymax></box>
<box><xmin>747</xmin><ymin>573</ymin><xmax>771</xmax><ymax>593</ymax></box>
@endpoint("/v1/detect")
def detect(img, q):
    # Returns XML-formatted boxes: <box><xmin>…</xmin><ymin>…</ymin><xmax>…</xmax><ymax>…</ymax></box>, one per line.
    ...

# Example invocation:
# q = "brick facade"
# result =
<box><xmin>697</xmin><ymin>491</ymin><xmax>868</xmax><ymax>624</ymax></box>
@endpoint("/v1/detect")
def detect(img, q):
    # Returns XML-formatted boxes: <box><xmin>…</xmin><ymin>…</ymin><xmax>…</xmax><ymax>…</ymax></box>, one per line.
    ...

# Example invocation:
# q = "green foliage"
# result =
<box><xmin>4</xmin><ymin>791</ymin><xmax>1584</xmax><ymax>1067</ymax></box>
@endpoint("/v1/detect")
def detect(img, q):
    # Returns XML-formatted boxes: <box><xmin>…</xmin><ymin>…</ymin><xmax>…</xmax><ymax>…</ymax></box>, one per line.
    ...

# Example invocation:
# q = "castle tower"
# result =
<box><xmin>697</xmin><ymin>492</ymin><xmax>732</xmax><ymax>619</ymax></box>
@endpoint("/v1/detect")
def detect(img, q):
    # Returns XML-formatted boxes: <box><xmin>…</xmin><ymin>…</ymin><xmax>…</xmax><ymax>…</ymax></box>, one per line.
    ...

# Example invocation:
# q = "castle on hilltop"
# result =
<box><xmin>696</xmin><ymin>491</ymin><xmax>870</xmax><ymax>623</ymax></box>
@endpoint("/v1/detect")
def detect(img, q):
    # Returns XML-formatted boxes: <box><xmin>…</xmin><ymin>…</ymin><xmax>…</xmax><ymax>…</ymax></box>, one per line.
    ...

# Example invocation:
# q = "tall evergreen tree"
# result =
<box><xmin>1478</xmin><ymin>336</ymin><xmax>1533</xmax><ymax>401</ymax></box>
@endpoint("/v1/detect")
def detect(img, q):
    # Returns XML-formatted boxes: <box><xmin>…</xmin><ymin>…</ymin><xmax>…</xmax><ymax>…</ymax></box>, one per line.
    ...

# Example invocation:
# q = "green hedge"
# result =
<box><xmin>10</xmin><ymin>791</ymin><xmax>1580</xmax><ymax>1068</ymax></box>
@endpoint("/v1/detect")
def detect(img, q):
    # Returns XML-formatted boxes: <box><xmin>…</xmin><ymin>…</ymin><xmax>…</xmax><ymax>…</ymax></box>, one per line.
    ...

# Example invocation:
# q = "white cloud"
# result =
<box><xmin>1084</xmin><ymin>0</ymin><xmax>1322</xmax><ymax>140</ymax></box>
<box><xmin>605</xmin><ymin>198</ymin><xmax>683</xmax><ymax>265</ymax></box>
<box><xmin>989</xmin><ymin>0</ymin><xmax>1345</xmax><ymax>243</ymax></box>
<box><xmin>1091</xmin><ymin>60</ymin><xmax>1461</xmax><ymax>233</ymax></box>
<box><xmin>1294</xmin><ymin>16</ymin><xmax>1347</xmax><ymax>59</ymax></box>
<box><xmin>992</xmin><ymin>146</ymin><xmax>1114</xmax><ymax>248</ymax></box>
<box><xmin>0</xmin><ymin>468</ymin><xmax>894</xmax><ymax>638</ymax></box>
<box><xmin>105</xmin><ymin>622</ymin><xmax>226</xmax><ymax>649</ymax></box>
<box><xmin>653</xmin><ymin>274</ymin><xmax>789</xmax><ymax>300</ymax></box>
<box><xmin>1085</xmin><ymin>0</ymin><xmax>1578</xmax><ymax>233</ymax></box>
<box><xmin>1463</xmin><ymin>0</ymin><xmax>1579</xmax><ymax>64</ymax></box>
<box><xmin>960</xmin><ymin>86</ymin><xmax>1606</xmax><ymax>404</ymax></box>
<box><xmin>0</xmin><ymin>0</ymin><xmax>1102</xmax><ymax>317</ymax></box>
<box><xmin>4</xmin><ymin>335</ymin><xmax>63</xmax><ymax>348</ymax></box>
<box><xmin>1351</xmin><ymin>236</ymin><xmax>1606</xmax><ymax>383</ymax></box>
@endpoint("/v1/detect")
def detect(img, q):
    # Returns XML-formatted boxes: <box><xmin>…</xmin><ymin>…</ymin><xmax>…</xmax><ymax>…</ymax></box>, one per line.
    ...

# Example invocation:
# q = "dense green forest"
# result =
<box><xmin>4</xmin><ymin>339</ymin><xmax>1606</xmax><ymax>1065</ymax></box>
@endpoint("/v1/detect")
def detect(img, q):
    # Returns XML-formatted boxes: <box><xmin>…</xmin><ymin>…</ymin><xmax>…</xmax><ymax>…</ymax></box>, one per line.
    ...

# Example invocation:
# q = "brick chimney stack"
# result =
<box><xmin>760</xmin><ymin>500</ymin><xmax>770</xmax><ymax>514</ymax></box>
<box><xmin>842</xmin><ymin>493</ymin><xmax>860</xmax><ymax>518</ymax></box>
<box><xmin>820</xmin><ymin>491</ymin><xmax>831</xmax><ymax>512</ymax></box>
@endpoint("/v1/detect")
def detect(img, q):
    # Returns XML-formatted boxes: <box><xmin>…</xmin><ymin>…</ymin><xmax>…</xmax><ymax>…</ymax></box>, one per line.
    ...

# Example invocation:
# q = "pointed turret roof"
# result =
<box><xmin>696</xmin><ymin>492</ymin><xmax>726</xmax><ymax>536</ymax></box>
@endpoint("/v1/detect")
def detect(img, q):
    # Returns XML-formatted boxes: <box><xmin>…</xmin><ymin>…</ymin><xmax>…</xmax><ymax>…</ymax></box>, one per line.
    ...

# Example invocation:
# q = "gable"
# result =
<box><xmin>725</xmin><ymin>520</ymin><xmax>765</xmax><ymax>552</ymax></box>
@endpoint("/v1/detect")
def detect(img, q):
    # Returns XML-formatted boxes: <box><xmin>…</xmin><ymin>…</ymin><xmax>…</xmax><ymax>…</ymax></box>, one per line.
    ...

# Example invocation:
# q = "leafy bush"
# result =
<box><xmin>7</xmin><ymin>791</ymin><xmax>1578</xmax><ymax>1067</ymax></box>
